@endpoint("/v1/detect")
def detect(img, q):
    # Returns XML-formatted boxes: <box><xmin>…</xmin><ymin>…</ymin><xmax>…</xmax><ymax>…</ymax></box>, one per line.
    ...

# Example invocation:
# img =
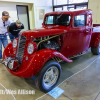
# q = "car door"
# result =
<box><xmin>62</xmin><ymin>14</ymin><xmax>90</xmax><ymax>57</ymax></box>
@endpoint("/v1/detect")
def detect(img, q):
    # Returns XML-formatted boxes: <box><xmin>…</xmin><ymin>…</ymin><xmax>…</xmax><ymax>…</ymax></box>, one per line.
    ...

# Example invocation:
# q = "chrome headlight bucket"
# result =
<box><xmin>27</xmin><ymin>43</ymin><xmax>34</xmax><ymax>54</ymax></box>
<box><xmin>4</xmin><ymin>57</ymin><xmax>19</xmax><ymax>70</ymax></box>
<box><xmin>13</xmin><ymin>39</ymin><xmax>17</xmax><ymax>48</ymax></box>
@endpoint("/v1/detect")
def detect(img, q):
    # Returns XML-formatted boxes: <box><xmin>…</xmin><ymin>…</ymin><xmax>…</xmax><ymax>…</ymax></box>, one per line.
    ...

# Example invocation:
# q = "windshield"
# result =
<box><xmin>44</xmin><ymin>14</ymin><xmax>71</xmax><ymax>26</ymax></box>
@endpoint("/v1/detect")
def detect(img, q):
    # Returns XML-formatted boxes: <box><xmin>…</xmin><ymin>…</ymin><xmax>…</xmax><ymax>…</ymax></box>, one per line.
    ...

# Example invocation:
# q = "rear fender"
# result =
<box><xmin>90</xmin><ymin>33</ymin><xmax>100</xmax><ymax>47</ymax></box>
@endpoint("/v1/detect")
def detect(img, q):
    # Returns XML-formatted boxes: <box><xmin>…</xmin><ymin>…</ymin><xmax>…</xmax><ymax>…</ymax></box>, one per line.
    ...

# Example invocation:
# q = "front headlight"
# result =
<box><xmin>27</xmin><ymin>43</ymin><xmax>34</xmax><ymax>54</ymax></box>
<box><xmin>13</xmin><ymin>39</ymin><xmax>17</xmax><ymax>48</ymax></box>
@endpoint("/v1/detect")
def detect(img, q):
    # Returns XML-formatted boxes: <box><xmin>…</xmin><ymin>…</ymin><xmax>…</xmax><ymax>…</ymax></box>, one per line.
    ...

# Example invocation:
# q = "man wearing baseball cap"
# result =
<box><xmin>0</xmin><ymin>11</ymin><xmax>10</xmax><ymax>59</ymax></box>
<box><xmin>8</xmin><ymin>20</ymin><xmax>24</xmax><ymax>42</ymax></box>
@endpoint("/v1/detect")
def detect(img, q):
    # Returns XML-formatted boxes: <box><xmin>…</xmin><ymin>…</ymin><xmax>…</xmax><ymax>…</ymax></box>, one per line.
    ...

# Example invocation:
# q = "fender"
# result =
<box><xmin>29</xmin><ymin>49</ymin><xmax>73</xmax><ymax>75</ymax></box>
<box><xmin>3</xmin><ymin>42</ymin><xmax>14</xmax><ymax>58</ymax></box>
<box><xmin>3</xmin><ymin>39</ymin><xmax>18</xmax><ymax>59</ymax></box>
<box><xmin>90</xmin><ymin>33</ymin><xmax>100</xmax><ymax>47</ymax></box>
<box><xmin>3</xmin><ymin>48</ymin><xmax>72</xmax><ymax>78</ymax></box>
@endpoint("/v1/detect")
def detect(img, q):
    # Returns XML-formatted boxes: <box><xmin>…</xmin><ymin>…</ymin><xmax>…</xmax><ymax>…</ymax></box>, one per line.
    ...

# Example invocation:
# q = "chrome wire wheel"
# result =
<box><xmin>43</xmin><ymin>66</ymin><xmax>59</xmax><ymax>88</ymax></box>
<box><xmin>35</xmin><ymin>60</ymin><xmax>61</xmax><ymax>92</ymax></box>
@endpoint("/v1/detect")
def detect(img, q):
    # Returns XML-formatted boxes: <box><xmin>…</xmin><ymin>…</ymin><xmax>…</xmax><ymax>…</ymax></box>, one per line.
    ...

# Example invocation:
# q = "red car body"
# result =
<box><xmin>3</xmin><ymin>9</ymin><xmax>100</xmax><ymax>78</ymax></box>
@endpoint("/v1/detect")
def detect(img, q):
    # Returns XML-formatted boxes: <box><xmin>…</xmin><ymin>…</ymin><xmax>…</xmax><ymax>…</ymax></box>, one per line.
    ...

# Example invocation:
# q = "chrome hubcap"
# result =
<box><xmin>43</xmin><ymin>66</ymin><xmax>59</xmax><ymax>88</ymax></box>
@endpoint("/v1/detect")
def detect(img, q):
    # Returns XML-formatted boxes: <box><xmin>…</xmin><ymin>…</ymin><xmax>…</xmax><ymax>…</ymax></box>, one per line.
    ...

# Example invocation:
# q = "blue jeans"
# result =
<box><xmin>9</xmin><ymin>33</ymin><xmax>19</xmax><ymax>42</ymax></box>
<box><xmin>0</xmin><ymin>35</ymin><xmax>8</xmax><ymax>59</ymax></box>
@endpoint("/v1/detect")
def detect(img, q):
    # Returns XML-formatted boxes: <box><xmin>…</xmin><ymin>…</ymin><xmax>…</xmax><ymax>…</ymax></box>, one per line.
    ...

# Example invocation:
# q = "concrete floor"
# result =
<box><xmin>0</xmin><ymin>49</ymin><xmax>100</xmax><ymax>100</ymax></box>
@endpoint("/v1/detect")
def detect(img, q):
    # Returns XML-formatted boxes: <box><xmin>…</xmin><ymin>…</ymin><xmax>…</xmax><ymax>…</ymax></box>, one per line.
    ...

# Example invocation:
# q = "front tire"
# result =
<box><xmin>35</xmin><ymin>60</ymin><xmax>61</xmax><ymax>93</ymax></box>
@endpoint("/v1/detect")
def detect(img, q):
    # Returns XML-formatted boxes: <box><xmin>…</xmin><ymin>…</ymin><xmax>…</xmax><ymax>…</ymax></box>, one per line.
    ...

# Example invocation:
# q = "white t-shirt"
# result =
<box><xmin>0</xmin><ymin>17</ymin><xmax>10</xmax><ymax>34</ymax></box>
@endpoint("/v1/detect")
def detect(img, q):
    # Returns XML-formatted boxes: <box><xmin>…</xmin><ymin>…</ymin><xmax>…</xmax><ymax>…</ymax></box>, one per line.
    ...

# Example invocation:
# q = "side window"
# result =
<box><xmin>74</xmin><ymin>15</ymin><xmax>86</xmax><ymax>27</ymax></box>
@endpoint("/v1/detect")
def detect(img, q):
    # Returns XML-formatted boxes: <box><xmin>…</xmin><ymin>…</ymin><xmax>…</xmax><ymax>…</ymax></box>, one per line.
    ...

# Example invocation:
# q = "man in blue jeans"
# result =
<box><xmin>8</xmin><ymin>20</ymin><xmax>24</xmax><ymax>42</ymax></box>
<box><xmin>0</xmin><ymin>11</ymin><xmax>10</xmax><ymax>60</ymax></box>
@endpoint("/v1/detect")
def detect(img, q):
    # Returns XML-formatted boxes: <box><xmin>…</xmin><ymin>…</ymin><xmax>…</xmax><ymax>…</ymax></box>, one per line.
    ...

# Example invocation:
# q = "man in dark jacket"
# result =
<box><xmin>8</xmin><ymin>20</ymin><xmax>24</xmax><ymax>41</ymax></box>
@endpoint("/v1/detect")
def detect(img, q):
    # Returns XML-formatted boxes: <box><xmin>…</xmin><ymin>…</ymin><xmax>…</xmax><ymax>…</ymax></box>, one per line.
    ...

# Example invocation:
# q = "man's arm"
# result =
<box><xmin>8</xmin><ymin>24</ymin><xmax>12</xmax><ymax>33</ymax></box>
<box><xmin>7</xmin><ymin>20</ymin><xmax>11</xmax><ymax>33</ymax></box>
<box><xmin>21</xmin><ymin>24</ymin><xmax>24</xmax><ymax>29</ymax></box>
<box><xmin>7</xmin><ymin>26</ymin><xmax>10</xmax><ymax>33</ymax></box>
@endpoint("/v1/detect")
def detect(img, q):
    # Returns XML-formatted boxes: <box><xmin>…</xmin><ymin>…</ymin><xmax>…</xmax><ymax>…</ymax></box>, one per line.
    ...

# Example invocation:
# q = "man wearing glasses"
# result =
<box><xmin>0</xmin><ymin>11</ymin><xmax>10</xmax><ymax>60</ymax></box>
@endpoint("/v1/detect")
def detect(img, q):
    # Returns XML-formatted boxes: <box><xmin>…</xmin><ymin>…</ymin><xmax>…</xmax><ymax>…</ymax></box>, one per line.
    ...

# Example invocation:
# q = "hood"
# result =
<box><xmin>22</xmin><ymin>25</ymin><xmax>68</xmax><ymax>38</ymax></box>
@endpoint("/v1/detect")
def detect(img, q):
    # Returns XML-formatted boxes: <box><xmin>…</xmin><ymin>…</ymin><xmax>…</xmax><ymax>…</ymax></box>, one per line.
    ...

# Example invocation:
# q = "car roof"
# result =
<box><xmin>45</xmin><ymin>9</ymin><xmax>92</xmax><ymax>15</ymax></box>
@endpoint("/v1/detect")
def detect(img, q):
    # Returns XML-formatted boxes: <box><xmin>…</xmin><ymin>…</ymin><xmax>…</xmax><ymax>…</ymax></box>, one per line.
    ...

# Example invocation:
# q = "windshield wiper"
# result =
<box><xmin>54</xmin><ymin>13</ymin><xmax>64</xmax><ymax>24</ymax></box>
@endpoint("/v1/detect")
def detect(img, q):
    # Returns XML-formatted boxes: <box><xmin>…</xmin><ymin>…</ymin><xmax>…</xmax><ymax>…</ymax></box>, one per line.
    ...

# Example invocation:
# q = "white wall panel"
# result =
<box><xmin>88</xmin><ymin>0</ymin><xmax>100</xmax><ymax>24</ymax></box>
<box><xmin>0</xmin><ymin>0</ymin><xmax>52</xmax><ymax>29</ymax></box>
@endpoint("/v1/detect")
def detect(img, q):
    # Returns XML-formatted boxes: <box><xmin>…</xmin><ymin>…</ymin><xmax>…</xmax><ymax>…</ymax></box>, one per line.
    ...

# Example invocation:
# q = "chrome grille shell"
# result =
<box><xmin>16</xmin><ymin>35</ymin><xmax>26</xmax><ymax>63</ymax></box>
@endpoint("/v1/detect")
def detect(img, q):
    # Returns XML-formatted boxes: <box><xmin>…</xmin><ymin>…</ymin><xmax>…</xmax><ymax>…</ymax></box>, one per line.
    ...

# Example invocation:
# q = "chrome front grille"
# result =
<box><xmin>17</xmin><ymin>35</ymin><xmax>26</xmax><ymax>63</ymax></box>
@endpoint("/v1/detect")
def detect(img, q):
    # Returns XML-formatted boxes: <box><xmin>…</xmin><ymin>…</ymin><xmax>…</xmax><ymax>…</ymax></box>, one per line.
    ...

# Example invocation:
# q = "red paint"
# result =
<box><xmin>23</xmin><ymin>26</ymin><xmax>67</xmax><ymax>37</ymax></box>
<box><xmin>3</xmin><ymin>9</ymin><xmax>100</xmax><ymax>78</ymax></box>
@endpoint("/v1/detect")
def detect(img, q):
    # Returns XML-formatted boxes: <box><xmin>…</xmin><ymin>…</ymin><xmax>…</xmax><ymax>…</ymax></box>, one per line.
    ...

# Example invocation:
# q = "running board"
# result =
<box><xmin>68</xmin><ymin>51</ymin><xmax>86</xmax><ymax>59</ymax></box>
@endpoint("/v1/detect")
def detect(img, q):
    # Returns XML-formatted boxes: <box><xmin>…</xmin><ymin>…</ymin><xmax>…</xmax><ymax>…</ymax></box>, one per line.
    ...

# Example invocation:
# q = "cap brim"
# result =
<box><xmin>4</xmin><ymin>16</ymin><xmax>10</xmax><ymax>18</ymax></box>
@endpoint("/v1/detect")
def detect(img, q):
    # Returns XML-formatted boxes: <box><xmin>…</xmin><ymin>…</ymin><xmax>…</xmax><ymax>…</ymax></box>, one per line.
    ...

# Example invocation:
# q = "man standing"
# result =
<box><xmin>8</xmin><ymin>20</ymin><xmax>24</xmax><ymax>42</ymax></box>
<box><xmin>0</xmin><ymin>11</ymin><xmax>10</xmax><ymax>59</ymax></box>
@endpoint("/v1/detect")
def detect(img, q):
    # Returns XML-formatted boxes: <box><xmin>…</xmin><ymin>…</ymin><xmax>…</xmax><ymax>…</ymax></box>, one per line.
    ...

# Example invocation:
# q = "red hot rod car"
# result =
<box><xmin>3</xmin><ymin>9</ymin><xmax>100</xmax><ymax>92</ymax></box>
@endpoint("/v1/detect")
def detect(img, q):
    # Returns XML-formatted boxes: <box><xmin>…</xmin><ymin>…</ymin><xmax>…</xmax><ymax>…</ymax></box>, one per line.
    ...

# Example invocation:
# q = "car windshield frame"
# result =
<box><xmin>44</xmin><ymin>14</ymin><xmax>71</xmax><ymax>26</ymax></box>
